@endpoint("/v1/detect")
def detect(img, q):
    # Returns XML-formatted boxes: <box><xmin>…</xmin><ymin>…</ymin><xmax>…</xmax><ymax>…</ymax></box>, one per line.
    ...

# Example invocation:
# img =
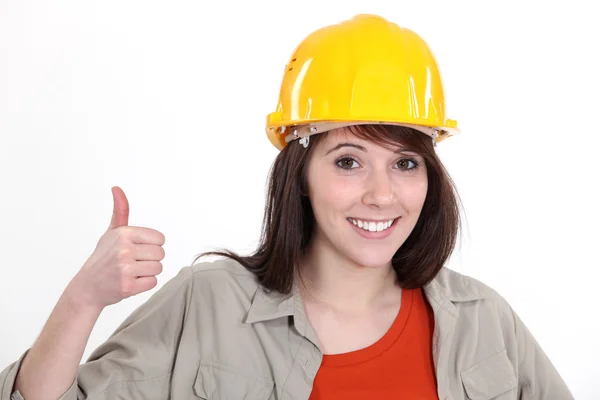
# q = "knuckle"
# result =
<box><xmin>116</xmin><ymin>247</ymin><xmax>133</xmax><ymax>261</ymax></box>
<box><xmin>114</xmin><ymin>226</ymin><xmax>129</xmax><ymax>239</ymax></box>
<box><xmin>117</xmin><ymin>263</ymin><xmax>131</xmax><ymax>275</ymax></box>
<box><xmin>119</xmin><ymin>280</ymin><xmax>134</xmax><ymax>297</ymax></box>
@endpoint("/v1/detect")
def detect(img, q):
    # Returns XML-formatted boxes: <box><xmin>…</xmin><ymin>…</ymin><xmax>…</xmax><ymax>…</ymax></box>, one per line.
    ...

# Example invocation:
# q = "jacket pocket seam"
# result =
<box><xmin>460</xmin><ymin>349</ymin><xmax>517</xmax><ymax>400</ymax></box>
<box><xmin>92</xmin><ymin>371</ymin><xmax>173</xmax><ymax>397</ymax></box>
<box><xmin>194</xmin><ymin>358</ymin><xmax>274</xmax><ymax>399</ymax></box>
<box><xmin>196</xmin><ymin>358</ymin><xmax>274</xmax><ymax>387</ymax></box>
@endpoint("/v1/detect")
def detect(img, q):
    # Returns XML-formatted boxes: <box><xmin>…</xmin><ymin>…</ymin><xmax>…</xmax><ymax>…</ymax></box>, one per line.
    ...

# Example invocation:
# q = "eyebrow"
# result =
<box><xmin>324</xmin><ymin>142</ymin><xmax>413</xmax><ymax>155</ymax></box>
<box><xmin>325</xmin><ymin>143</ymin><xmax>366</xmax><ymax>155</ymax></box>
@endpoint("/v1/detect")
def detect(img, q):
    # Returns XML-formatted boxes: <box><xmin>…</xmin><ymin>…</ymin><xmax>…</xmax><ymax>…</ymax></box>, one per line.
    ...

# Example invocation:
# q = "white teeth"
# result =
<box><xmin>350</xmin><ymin>217</ymin><xmax>396</xmax><ymax>232</ymax></box>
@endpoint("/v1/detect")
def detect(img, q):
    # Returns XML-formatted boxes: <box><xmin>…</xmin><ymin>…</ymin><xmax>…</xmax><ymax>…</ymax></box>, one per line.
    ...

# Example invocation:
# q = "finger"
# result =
<box><xmin>134</xmin><ymin>244</ymin><xmax>165</xmax><ymax>261</ymax></box>
<box><xmin>126</xmin><ymin>227</ymin><xmax>166</xmax><ymax>246</ymax></box>
<box><xmin>129</xmin><ymin>261</ymin><xmax>163</xmax><ymax>277</ymax></box>
<box><xmin>131</xmin><ymin>276</ymin><xmax>158</xmax><ymax>295</ymax></box>
<box><xmin>108</xmin><ymin>186</ymin><xmax>130</xmax><ymax>230</ymax></box>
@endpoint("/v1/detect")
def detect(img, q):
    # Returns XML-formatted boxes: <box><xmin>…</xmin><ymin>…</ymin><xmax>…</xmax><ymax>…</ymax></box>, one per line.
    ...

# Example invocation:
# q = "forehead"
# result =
<box><xmin>323</xmin><ymin>127</ymin><xmax>354</xmax><ymax>141</ymax></box>
<box><xmin>319</xmin><ymin>127</ymin><xmax>408</xmax><ymax>153</ymax></box>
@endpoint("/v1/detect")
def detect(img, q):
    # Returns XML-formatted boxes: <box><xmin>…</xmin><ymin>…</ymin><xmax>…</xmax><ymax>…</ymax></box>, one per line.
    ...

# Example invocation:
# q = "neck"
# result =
<box><xmin>297</xmin><ymin>237</ymin><xmax>399</xmax><ymax>313</ymax></box>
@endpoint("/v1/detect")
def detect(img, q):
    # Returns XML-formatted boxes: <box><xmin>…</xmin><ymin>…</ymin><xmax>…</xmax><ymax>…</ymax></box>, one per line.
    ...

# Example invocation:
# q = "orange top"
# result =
<box><xmin>309</xmin><ymin>288</ymin><xmax>438</xmax><ymax>399</ymax></box>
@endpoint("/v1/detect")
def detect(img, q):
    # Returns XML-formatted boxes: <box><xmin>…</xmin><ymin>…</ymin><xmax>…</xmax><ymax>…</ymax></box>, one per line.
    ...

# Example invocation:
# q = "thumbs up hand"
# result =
<box><xmin>67</xmin><ymin>187</ymin><xmax>166</xmax><ymax>310</ymax></box>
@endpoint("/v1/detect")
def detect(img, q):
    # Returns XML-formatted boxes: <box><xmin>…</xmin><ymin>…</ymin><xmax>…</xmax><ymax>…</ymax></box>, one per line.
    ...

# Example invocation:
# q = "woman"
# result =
<box><xmin>1</xmin><ymin>14</ymin><xmax>573</xmax><ymax>400</ymax></box>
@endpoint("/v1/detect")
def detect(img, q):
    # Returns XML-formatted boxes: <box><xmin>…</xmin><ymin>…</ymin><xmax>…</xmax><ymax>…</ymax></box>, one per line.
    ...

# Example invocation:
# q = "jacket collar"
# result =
<box><xmin>245</xmin><ymin>284</ymin><xmax>297</xmax><ymax>324</ymax></box>
<box><xmin>425</xmin><ymin>266</ymin><xmax>486</xmax><ymax>303</ymax></box>
<box><xmin>422</xmin><ymin>267</ymin><xmax>486</xmax><ymax>318</ymax></box>
<box><xmin>244</xmin><ymin>267</ymin><xmax>485</xmax><ymax>324</ymax></box>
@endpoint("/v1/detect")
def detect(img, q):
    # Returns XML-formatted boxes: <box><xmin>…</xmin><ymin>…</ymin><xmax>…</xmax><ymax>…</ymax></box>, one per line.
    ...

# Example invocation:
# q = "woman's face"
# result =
<box><xmin>305</xmin><ymin>127</ymin><xmax>428</xmax><ymax>269</ymax></box>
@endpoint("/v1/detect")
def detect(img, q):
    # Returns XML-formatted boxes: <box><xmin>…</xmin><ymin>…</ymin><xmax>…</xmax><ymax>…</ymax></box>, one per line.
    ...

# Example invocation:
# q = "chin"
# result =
<box><xmin>344</xmin><ymin>247</ymin><xmax>398</xmax><ymax>269</ymax></box>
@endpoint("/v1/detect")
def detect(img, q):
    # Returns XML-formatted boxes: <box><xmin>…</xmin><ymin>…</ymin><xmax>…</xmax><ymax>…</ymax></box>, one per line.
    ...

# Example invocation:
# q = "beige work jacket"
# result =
<box><xmin>1</xmin><ymin>259</ymin><xmax>574</xmax><ymax>399</ymax></box>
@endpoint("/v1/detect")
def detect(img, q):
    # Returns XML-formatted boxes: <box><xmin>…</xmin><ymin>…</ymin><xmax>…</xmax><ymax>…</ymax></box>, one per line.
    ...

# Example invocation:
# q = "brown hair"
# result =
<box><xmin>193</xmin><ymin>125</ymin><xmax>463</xmax><ymax>294</ymax></box>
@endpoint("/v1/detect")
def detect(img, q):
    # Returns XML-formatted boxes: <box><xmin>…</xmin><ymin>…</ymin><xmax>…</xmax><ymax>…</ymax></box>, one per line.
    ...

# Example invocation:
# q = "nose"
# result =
<box><xmin>362</xmin><ymin>169</ymin><xmax>396</xmax><ymax>207</ymax></box>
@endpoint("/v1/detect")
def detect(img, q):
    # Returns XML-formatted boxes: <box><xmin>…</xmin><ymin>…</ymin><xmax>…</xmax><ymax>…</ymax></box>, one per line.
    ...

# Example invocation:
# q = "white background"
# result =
<box><xmin>1</xmin><ymin>0</ymin><xmax>598</xmax><ymax>398</ymax></box>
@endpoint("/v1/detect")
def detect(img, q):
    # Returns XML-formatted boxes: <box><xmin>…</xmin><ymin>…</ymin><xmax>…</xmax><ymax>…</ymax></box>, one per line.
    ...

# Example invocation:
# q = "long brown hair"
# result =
<box><xmin>192</xmin><ymin>125</ymin><xmax>463</xmax><ymax>294</ymax></box>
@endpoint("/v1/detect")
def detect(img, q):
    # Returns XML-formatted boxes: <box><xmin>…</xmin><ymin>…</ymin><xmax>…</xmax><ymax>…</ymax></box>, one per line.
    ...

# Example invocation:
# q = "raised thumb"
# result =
<box><xmin>108</xmin><ymin>186</ymin><xmax>129</xmax><ymax>230</ymax></box>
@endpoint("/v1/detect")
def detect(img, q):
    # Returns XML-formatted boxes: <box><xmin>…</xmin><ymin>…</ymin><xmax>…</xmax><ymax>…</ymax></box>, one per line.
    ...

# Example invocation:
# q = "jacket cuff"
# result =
<box><xmin>1</xmin><ymin>349</ymin><xmax>78</xmax><ymax>400</ymax></box>
<box><xmin>1</xmin><ymin>349</ymin><xmax>29</xmax><ymax>400</ymax></box>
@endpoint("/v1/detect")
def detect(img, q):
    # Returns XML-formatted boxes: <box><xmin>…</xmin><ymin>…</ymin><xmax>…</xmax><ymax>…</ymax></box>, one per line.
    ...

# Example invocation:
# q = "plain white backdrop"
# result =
<box><xmin>1</xmin><ymin>0</ymin><xmax>598</xmax><ymax>398</ymax></box>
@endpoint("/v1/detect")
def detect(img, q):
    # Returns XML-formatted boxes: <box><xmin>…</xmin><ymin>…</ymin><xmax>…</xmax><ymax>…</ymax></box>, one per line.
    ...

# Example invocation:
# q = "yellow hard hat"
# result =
<box><xmin>266</xmin><ymin>14</ymin><xmax>459</xmax><ymax>151</ymax></box>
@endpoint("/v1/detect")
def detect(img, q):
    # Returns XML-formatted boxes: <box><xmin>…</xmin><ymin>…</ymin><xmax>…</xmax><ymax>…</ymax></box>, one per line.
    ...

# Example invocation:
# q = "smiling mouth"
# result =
<box><xmin>347</xmin><ymin>217</ymin><xmax>398</xmax><ymax>232</ymax></box>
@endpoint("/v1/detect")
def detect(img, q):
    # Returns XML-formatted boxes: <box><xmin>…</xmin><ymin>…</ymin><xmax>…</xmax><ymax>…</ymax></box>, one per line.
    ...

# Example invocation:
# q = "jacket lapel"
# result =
<box><xmin>423</xmin><ymin>267</ymin><xmax>486</xmax><ymax>398</ymax></box>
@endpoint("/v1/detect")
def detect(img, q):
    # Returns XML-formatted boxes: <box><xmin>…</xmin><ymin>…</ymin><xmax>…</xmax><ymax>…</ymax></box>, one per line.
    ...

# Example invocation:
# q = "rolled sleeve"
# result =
<box><xmin>1</xmin><ymin>266</ymin><xmax>194</xmax><ymax>400</ymax></box>
<box><xmin>1</xmin><ymin>349</ymin><xmax>31</xmax><ymax>400</ymax></box>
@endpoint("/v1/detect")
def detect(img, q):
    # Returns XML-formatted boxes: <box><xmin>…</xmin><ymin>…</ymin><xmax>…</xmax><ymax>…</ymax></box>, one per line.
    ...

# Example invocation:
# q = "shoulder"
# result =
<box><xmin>188</xmin><ymin>257</ymin><xmax>258</xmax><ymax>288</ymax></box>
<box><xmin>433</xmin><ymin>267</ymin><xmax>512</xmax><ymax>304</ymax></box>
<box><xmin>175</xmin><ymin>258</ymin><xmax>262</xmax><ymax>310</ymax></box>
<box><xmin>428</xmin><ymin>267</ymin><xmax>517</xmax><ymax>327</ymax></box>
<box><xmin>428</xmin><ymin>268</ymin><xmax>524</xmax><ymax>360</ymax></box>
<box><xmin>158</xmin><ymin>258</ymin><xmax>257</xmax><ymax>291</ymax></box>
<box><xmin>135</xmin><ymin>258</ymin><xmax>259</xmax><ymax>309</ymax></box>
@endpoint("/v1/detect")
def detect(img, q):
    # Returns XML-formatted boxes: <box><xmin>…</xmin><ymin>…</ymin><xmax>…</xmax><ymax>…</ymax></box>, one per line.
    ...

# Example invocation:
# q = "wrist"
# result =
<box><xmin>62</xmin><ymin>281</ymin><xmax>104</xmax><ymax>316</ymax></box>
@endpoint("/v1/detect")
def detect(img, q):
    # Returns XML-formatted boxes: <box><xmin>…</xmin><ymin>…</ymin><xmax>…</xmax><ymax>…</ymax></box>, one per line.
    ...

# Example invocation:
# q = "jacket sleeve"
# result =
<box><xmin>511</xmin><ymin>307</ymin><xmax>574</xmax><ymax>400</ymax></box>
<box><xmin>0</xmin><ymin>266</ymin><xmax>194</xmax><ymax>400</ymax></box>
